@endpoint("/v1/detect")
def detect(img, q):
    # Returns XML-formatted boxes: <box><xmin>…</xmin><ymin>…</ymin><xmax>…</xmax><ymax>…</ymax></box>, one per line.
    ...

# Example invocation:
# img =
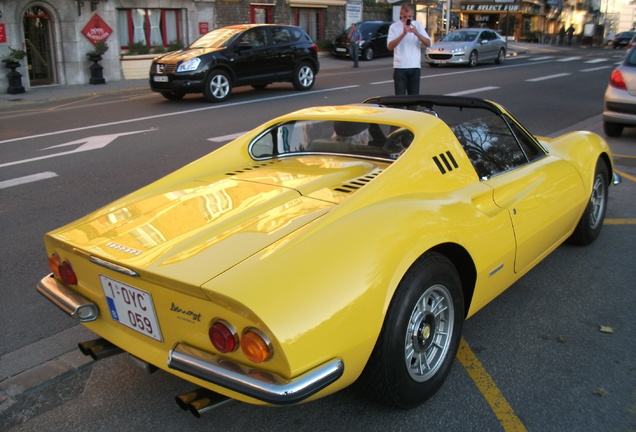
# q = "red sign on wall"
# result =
<box><xmin>0</xmin><ymin>24</ymin><xmax>6</xmax><ymax>44</ymax></box>
<box><xmin>199</xmin><ymin>22</ymin><xmax>209</xmax><ymax>35</ymax></box>
<box><xmin>82</xmin><ymin>13</ymin><xmax>113</xmax><ymax>44</ymax></box>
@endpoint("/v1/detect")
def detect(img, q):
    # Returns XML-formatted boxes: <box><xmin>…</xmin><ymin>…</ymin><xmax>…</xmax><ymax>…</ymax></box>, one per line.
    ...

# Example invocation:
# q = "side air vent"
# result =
<box><xmin>333</xmin><ymin>171</ymin><xmax>382</xmax><ymax>193</ymax></box>
<box><xmin>432</xmin><ymin>151</ymin><xmax>459</xmax><ymax>174</ymax></box>
<box><xmin>225</xmin><ymin>161</ymin><xmax>276</xmax><ymax>176</ymax></box>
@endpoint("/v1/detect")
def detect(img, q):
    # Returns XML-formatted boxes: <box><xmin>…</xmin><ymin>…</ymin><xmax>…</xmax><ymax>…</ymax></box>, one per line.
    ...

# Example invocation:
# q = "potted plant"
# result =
<box><xmin>3</xmin><ymin>47</ymin><xmax>27</xmax><ymax>94</ymax></box>
<box><xmin>87</xmin><ymin>41</ymin><xmax>108</xmax><ymax>85</ymax></box>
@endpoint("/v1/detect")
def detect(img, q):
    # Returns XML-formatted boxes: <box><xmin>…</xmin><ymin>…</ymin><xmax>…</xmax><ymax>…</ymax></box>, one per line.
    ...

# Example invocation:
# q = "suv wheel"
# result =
<box><xmin>204</xmin><ymin>70</ymin><xmax>232</xmax><ymax>103</ymax></box>
<box><xmin>292</xmin><ymin>62</ymin><xmax>315</xmax><ymax>91</ymax></box>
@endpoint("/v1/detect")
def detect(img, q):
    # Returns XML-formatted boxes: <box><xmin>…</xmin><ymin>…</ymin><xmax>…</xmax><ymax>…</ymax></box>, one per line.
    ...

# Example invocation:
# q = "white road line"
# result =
<box><xmin>529</xmin><ymin>56</ymin><xmax>555</xmax><ymax>61</ymax></box>
<box><xmin>208</xmin><ymin>132</ymin><xmax>245</xmax><ymax>143</ymax></box>
<box><xmin>526</xmin><ymin>73</ymin><xmax>571</xmax><ymax>82</ymax></box>
<box><xmin>557</xmin><ymin>57</ymin><xmax>582</xmax><ymax>62</ymax></box>
<box><xmin>584</xmin><ymin>58</ymin><xmax>608</xmax><ymax>63</ymax></box>
<box><xmin>0</xmin><ymin>172</ymin><xmax>58</xmax><ymax>189</ymax></box>
<box><xmin>0</xmin><ymin>86</ymin><xmax>358</xmax><ymax>145</ymax></box>
<box><xmin>581</xmin><ymin>66</ymin><xmax>613</xmax><ymax>72</ymax></box>
<box><xmin>445</xmin><ymin>87</ymin><xmax>500</xmax><ymax>96</ymax></box>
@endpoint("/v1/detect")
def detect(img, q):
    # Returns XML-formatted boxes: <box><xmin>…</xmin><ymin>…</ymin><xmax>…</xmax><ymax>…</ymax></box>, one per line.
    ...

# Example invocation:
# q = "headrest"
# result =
<box><xmin>333</xmin><ymin>121</ymin><xmax>369</xmax><ymax>137</ymax></box>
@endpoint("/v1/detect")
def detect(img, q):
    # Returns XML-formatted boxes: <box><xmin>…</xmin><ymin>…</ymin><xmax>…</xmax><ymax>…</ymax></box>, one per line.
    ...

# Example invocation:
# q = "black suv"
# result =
<box><xmin>150</xmin><ymin>24</ymin><xmax>320</xmax><ymax>102</ymax></box>
<box><xmin>332</xmin><ymin>21</ymin><xmax>392</xmax><ymax>61</ymax></box>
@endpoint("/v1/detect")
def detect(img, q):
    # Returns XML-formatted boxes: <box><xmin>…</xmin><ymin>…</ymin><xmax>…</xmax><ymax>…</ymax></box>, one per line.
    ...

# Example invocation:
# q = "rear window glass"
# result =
<box><xmin>249</xmin><ymin>120</ymin><xmax>413</xmax><ymax>161</ymax></box>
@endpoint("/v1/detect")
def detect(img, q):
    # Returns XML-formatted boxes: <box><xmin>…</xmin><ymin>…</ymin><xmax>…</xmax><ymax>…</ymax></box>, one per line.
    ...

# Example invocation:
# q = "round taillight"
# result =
<box><xmin>48</xmin><ymin>255</ymin><xmax>62</xmax><ymax>277</ymax></box>
<box><xmin>58</xmin><ymin>261</ymin><xmax>77</xmax><ymax>285</ymax></box>
<box><xmin>241</xmin><ymin>329</ymin><xmax>272</xmax><ymax>363</ymax></box>
<box><xmin>209</xmin><ymin>320</ymin><xmax>238</xmax><ymax>353</ymax></box>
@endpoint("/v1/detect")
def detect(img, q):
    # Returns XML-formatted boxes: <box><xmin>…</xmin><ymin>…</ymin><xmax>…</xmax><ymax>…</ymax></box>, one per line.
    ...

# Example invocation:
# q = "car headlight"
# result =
<box><xmin>450</xmin><ymin>46</ymin><xmax>467</xmax><ymax>54</ymax></box>
<box><xmin>177</xmin><ymin>58</ymin><xmax>201</xmax><ymax>72</ymax></box>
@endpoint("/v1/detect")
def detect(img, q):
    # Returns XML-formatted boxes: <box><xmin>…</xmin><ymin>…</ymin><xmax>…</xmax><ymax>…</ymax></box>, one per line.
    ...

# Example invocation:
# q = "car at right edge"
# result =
<box><xmin>603</xmin><ymin>45</ymin><xmax>636</xmax><ymax>137</ymax></box>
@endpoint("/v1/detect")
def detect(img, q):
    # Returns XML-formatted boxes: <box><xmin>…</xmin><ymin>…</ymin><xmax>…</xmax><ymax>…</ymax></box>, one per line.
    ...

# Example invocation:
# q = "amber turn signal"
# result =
<box><xmin>241</xmin><ymin>329</ymin><xmax>272</xmax><ymax>363</ymax></box>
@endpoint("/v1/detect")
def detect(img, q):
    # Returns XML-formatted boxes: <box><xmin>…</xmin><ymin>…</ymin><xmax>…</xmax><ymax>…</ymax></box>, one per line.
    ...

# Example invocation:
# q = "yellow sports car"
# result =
<box><xmin>38</xmin><ymin>95</ymin><xmax>619</xmax><ymax>415</ymax></box>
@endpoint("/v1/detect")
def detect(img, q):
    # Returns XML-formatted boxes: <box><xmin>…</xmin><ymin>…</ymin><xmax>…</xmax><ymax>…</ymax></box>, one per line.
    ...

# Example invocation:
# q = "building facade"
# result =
<box><xmin>2</xmin><ymin>0</ymin><xmax>390</xmax><ymax>93</ymax></box>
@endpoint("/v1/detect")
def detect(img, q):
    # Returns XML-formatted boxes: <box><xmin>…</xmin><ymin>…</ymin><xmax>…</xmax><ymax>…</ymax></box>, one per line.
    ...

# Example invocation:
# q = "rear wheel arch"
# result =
<box><xmin>430</xmin><ymin>243</ymin><xmax>476</xmax><ymax>318</ymax></box>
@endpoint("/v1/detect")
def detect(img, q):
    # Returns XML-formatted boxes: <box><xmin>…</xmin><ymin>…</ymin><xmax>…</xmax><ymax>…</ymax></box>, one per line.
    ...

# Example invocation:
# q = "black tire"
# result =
<box><xmin>160</xmin><ymin>91</ymin><xmax>185</xmax><ymax>101</ymax></box>
<box><xmin>495</xmin><ymin>48</ymin><xmax>505</xmax><ymax>64</ymax></box>
<box><xmin>203</xmin><ymin>70</ymin><xmax>232</xmax><ymax>103</ymax></box>
<box><xmin>428</xmin><ymin>63</ymin><xmax>439</xmax><ymax>67</ymax></box>
<box><xmin>357</xmin><ymin>252</ymin><xmax>464</xmax><ymax>409</ymax></box>
<box><xmin>568</xmin><ymin>160</ymin><xmax>609</xmax><ymax>245</ymax></box>
<box><xmin>603</xmin><ymin>121</ymin><xmax>623</xmax><ymax>137</ymax></box>
<box><xmin>292</xmin><ymin>62</ymin><xmax>315</xmax><ymax>91</ymax></box>
<box><xmin>363</xmin><ymin>47</ymin><xmax>374</xmax><ymax>61</ymax></box>
<box><xmin>468</xmin><ymin>51</ymin><xmax>478</xmax><ymax>67</ymax></box>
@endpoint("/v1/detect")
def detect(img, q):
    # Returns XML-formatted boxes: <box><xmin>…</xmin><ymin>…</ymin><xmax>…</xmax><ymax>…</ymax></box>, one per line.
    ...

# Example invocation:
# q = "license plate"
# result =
<box><xmin>336</xmin><ymin>47</ymin><xmax>346</xmax><ymax>52</ymax></box>
<box><xmin>153</xmin><ymin>75</ymin><xmax>169</xmax><ymax>82</ymax></box>
<box><xmin>100</xmin><ymin>275</ymin><xmax>163</xmax><ymax>341</ymax></box>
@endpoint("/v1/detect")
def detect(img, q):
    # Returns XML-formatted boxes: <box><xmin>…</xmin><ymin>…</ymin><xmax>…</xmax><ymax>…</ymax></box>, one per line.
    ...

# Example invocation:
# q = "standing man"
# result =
<box><xmin>348</xmin><ymin>23</ymin><xmax>362</xmax><ymax>68</ymax></box>
<box><xmin>387</xmin><ymin>3</ymin><xmax>431</xmax><ymax>95</ymax></box>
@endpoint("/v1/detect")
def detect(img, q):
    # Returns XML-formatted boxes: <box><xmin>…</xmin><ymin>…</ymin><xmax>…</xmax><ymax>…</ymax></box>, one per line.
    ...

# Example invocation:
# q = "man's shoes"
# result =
<box><xmin>354</xmin><ymin>64</ymin><xmax>359</xmax><ymax>68</ymax></box>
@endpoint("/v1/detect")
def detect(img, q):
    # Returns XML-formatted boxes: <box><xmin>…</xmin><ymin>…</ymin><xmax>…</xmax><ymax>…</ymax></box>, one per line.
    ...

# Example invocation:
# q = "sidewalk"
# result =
<box><xmin>0</xmin><ymin>41</ymin><xmax>593</xmax><ymax>106</ymax></box>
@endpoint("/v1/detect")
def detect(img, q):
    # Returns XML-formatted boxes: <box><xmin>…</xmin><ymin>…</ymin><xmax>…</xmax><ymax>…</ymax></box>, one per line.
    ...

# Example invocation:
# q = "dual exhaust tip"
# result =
<box><xmin>78</xmin><ymin>337</ymin><xmax>232</xmax><ymax>417</ymax></box>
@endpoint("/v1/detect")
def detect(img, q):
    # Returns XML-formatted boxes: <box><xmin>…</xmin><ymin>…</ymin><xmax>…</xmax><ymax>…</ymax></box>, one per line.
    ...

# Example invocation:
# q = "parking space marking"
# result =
<box><xmin>605</xmin><ymin>219</ymin><xmax>636</xmax><ymax>225</ymax></box>
<box><xmin>458</xmin><ymin>338</ymin><xmax>528</xmax><ymax>432</ymax></box>
<box><xmin>614</xmin><ymin>168</ymin><xmax>636</xmax><ymax>182</ymax></box>
<box><xmin>446</xmin><ymin>87</ymin><xmax>500</xmax><ymax>96</ymax></box>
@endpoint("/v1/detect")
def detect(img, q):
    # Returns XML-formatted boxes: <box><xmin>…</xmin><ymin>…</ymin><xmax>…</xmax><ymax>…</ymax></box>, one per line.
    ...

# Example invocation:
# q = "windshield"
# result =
<box><xmin>190</xmin><ymin>28</ymin><xmax>241</xmax><ymax>49</ymax></box>
<box><xmin>249</xmin><ymin>120</ymin><xmax>413</xmax><ymax>161</ymax></box>
<box><xmin>441</xmin><ymin>31</ymin><xmax>479</xmax><ymax>42</ymax></box>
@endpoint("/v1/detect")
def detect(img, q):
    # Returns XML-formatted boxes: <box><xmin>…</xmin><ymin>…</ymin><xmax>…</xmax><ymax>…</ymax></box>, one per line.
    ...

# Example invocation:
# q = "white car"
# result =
<box><xmin>603</xmin><ymin>45</ymin><xmax>636</xmax><ymax>137</ymax></box>
<box><xmin>425</xmin><ymin>28</ymin><xmax>507</xmax><ymax>67</ymax></box>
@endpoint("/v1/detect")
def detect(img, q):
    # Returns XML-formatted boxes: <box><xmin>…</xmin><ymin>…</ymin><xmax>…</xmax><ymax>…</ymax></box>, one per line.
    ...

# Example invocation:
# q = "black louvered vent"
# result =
<box><xmin>334</xmin><ymin>171</ymin><xmax>382</xmax><ymax>193</ymax></box>
<box><xmin>225</xmin><ymin>161</ymin><xmax>277</xmax><ymax>176</ymax></box>
<box><xmin>432</xmin><ymin>151</ymin><xmax>459</xmax><ymax>174</ymax></box>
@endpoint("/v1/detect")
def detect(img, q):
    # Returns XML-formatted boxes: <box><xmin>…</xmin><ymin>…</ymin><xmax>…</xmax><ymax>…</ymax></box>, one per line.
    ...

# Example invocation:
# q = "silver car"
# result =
<box><xmin>425</xmin><ymin>29</ymin><xmax>507</xmax><ymax>67</ymax></box>
<box><xmin>603</xmin><ymin>46</ymin><xmax>636</xmax><ymax>137</ymax></box>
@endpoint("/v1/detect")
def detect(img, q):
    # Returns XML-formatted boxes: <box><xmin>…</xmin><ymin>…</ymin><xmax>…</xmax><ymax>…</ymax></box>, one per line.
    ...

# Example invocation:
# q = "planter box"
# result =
<box><xmin>120</xmin><ymin>54</ymin><xmax>156</xmax><ymax>79</ymax></box>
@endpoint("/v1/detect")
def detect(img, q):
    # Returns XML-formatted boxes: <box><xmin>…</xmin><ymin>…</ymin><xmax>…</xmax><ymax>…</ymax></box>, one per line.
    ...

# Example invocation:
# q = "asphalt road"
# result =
<box><xmin>1</xmin><ymin>42</ymin><xmax>634</xmax><ymax>431</ymax></box>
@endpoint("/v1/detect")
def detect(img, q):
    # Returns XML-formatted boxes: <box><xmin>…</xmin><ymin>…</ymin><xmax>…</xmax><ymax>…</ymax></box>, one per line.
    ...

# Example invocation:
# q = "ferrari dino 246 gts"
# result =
<box><xmin>38</xmin><ymin>95</ymin><xmax>618</xmax><ymax>415</ymax></box>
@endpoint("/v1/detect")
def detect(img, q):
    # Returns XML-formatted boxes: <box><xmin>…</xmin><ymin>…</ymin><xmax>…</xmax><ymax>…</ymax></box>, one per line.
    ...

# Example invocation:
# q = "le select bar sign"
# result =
<box><xmin>461</xmin><ymin>3</ymin><xmax>520</xmax><ymax>11</ymax></box>
<box><xmin>82</xmin><ymin>13</ymin><xmax>113</xmax><ymax>43</ymax></box>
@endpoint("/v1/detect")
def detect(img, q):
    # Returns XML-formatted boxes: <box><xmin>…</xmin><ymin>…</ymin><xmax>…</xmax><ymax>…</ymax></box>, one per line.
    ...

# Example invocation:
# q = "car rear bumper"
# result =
<box><xmin>168</xmin><ymin>342</ymin><xmax>344</xmax><ymax>405</ymax></box>
<box><xmin>37</xmin><ymin>274</ymin><xmax>344</xmax><ymax>405</ymax></box>
<box><xmin>37</xmin><ymin>274</ymin><xmax>99</xmax><ymax>322</ymax></box>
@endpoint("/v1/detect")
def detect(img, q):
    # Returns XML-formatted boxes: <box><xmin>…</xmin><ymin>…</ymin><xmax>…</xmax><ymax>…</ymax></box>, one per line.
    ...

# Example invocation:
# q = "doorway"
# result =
<box><xmin>23</xmin><ymin>6</ymin><xmax>57</xmax><ymax>86</ymax></box>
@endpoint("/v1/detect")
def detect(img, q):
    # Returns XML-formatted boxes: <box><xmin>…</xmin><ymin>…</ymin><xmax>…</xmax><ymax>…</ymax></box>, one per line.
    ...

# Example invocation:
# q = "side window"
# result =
<box><xmin>378</xmin><ymin>25</ymin><xmax>389</xmax><ymax>37</ymax></box>
<box><xmin>452</xmin><ymin>113</ymin><xmax>529</xmax><ymax>179</ymax></box>
<box><xmin>241</xmin><ymin>29</ymin><xmax>268</xmax><ymax>47</ymax></box>
<box><xmin>272</xmin><ymin>28</ymin><xmax>292</xmax><ymax>44</ymax></box>
<box><xmin>505</xmin><ymin>117</ymin><xmax>545</xmax><ymax>162</ymax></box>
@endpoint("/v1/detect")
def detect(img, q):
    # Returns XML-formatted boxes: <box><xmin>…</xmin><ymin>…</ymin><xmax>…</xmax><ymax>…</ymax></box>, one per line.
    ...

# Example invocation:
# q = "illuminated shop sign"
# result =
<box><xmin>461</xmin><ymin>4</ymin><xmax>520</xmax><ymax>11</ymax></box>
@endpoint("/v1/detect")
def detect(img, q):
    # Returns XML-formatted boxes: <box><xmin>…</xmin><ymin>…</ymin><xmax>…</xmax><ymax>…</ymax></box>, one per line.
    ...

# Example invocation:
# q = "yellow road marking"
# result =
<box><xmin>457</xmin><ymin>338</ymin><xmax>528</xmax><ymax>432</ymax></box>
<box><xmin>615</xmin><ymin>169</ymin><xmax>636</xmax><ymax>183</ymax></box>
<box><xmin>605</xmin><ymin>218</ymin><xmax>636</xmax><ymax>225</ymax></box>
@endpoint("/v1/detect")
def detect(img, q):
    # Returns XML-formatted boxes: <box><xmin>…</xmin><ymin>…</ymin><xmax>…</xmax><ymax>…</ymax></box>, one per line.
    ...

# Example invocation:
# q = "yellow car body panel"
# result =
<box><xmin>39</xmin><ymin>98</ymin><xmax>616</xmax><ymax>406</ymax></box>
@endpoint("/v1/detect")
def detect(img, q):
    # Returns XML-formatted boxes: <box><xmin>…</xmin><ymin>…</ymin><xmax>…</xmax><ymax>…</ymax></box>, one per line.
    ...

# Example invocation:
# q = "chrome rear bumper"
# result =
<box><xmin>168</xmin><ymin>342</ymin><xmax>344</xmax><ymax>405</ymax></box>
<box><xmin>37</xmin><ymin>274</ymin><xmax>99</xmax><ymax>322</ymax></box>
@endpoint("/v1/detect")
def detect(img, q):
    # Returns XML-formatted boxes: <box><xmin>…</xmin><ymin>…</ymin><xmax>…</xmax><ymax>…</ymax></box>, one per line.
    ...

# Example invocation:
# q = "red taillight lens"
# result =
<box><xmin>311</xmin><ymin>43</ymin><xmax>318</xmax><ymax>53</ymax></box>
<box><xmin>241</xmin><ymin>329</ymin><xmax>272</xmax><ymax>363</ymax></box>
<box><xmin>48</xmin><ymin>255</ymin><xmax>77</xmax><ymax>285</ymax></box>
<box><xmin>609</xmin><ymin>69</ymin><xmax>627</xmax><ymax>90</ymax></box>
<box><xmin>209</xmin><ymin>320</ymin><xmax>238</xmax><ymax>353</ymax></box>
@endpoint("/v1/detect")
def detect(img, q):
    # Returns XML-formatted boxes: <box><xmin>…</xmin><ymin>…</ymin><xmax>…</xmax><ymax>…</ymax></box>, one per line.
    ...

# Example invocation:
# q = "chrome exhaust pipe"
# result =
<box><xmin>78</xmin><ymin>338</ymin><xmax>124</xmax><ymax>361</ymax></box>
<box><xmin>175</xmin><ymin>388</ymin><xmax>233</xmax><ymax>417</ymax></box>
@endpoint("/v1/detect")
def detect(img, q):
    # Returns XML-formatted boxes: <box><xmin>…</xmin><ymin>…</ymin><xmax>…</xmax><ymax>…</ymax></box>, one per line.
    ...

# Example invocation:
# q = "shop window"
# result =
<box><xmin>251</xmin><ymin>6</ymin><xmax>273</xmax><ymax>24</ymax></box>
<box><xmin>118</xmin><ymin>8</ymin><xmax>182</xmax><ymax>49</ymax></box>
